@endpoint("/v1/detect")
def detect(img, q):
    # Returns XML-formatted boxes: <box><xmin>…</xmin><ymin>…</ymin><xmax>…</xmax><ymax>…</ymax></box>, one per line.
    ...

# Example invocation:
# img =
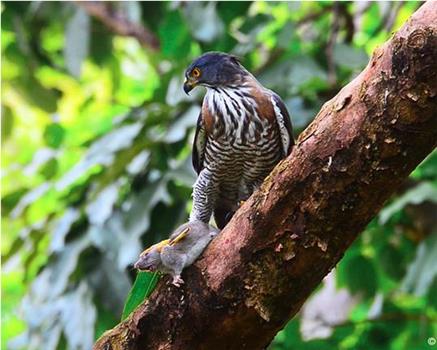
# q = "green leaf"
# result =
<box><xmin>43</xmin><ymin>123</ymin><xmax>65</xmax><ymax>149</ymax></box>
<box><xmin>379</xmin><ymin>244</ymin><xmax>406</xmax><ymax>280</ymax></box>
<box><xmin>379</xmin><ymin>182</ymin><xmax>437</xmax><ymax>224</ymax></box>
<box><xmin>183</xmin><ymin>2</ymin><xmax>224</xmax><ymax>43</ymax></box>
<box><xmin>56</xmin><ymin>122</ymin><xmax>143</xmax><ymax>190</ymax></box>
<box><xmin>288</xmin><ymin>56</ymin><xmax>328</xmax><ymax>90</ymax></box>
<box><xmin>1</xmin><ymin>105</ymin><xmax>14</xmax><ymax>143</ymax></box>
<box><xmin>333</xmin><ymin>43</ymin><xmax>369</xmax><ymax>71</ymax></box>
<box><xmin>1</xmin><ymin>188</ymin><xmax>28</xmax><ymax>216</ymax></box>
<box><xmin>10</xmin><ymin>183</ymin><xmax>51</xmax><ymax>218</ymax></box>
<box><xmin>284</xmin><ymin>97</ymin><xmax>319</xmax><ymax>130</ymax></box>
<box><xmin>402</xmin><ymin>233</ymin><xmax>437</xmax><ymax>296</ymax></box>
<box><xmin>10</xmin><ymin>76</ymin><xmax>59</xmax><ymax>113</ymax></box>
<box><xmin>339</xmin><ymin>255</ymin><xmax>378</xmax><ymax>298</ymax></box>
<box><xmin>50</xmin><ymin>208</ymin><xmax>80</xmax><ymax>253</ymax></box>
<box><xmin>158</xmin><ymin>10</ymin><xmax>190</xmax><ymax>59</ymax></box>
<box><xmin>411</xmin><ymin>150</ymin><xmax>437</xmax><ymax>180</ymax></box>
<box><xmin>64</xmin><ymin>6</ymin><xmax>90</xmax><ymax>77</ymax></box>
<box><xmin>426</xmin><ymin>276</ymin><xmax>437</xmax><ymax>309</ymax></box>
<box><xmin>40</xmin><ymin>158</ymin><xmax>59</xmax><ymax>180</ymax></box>
<box><xmin>2</xmin><ymin>237</ymin><xmax>25</xmax><ymax>263</ymax></box>
<box><xmin>60</xmin><ymin>282</ymin><xmax>96</xmax><ymax>350</ymax></box>
<box><xmin>121</xmin><ymin>272</ymin><xmax>159</xmax><ymax>320</ymax></box>
<box><xmin>164</xmin><ymin>106</ymin><xmax>199</xmax><ymax>143</ymax></box>
<box><xmin>276</xmin><ymin>21</ymin><xmax>295</xmax><ymax>49</ymax></box>
<box><xmin>216</xmin><ymin>2</ymin><xmax>251</xmax><ymax>25</ymax></box>
<box><xmin>85</xmin><ymin>183</ymin><xmax>119</xmax><ymax>226</ymax></box>
<box><xmin>89</xmin><ymin>22</ymin><xmax>113</xmax><ymax>65</ymax></box>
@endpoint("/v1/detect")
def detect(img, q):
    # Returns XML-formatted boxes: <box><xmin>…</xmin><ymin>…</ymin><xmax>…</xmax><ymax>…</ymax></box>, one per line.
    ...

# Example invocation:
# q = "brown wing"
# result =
<box><xmin>192</xmin><ymin>111</ymin><xmax>206</xmax><ymax>174</ymax></box>
<box><xmin>271</xmin><ymin>92</ymin><xmax>294</xmax><ymax>157</ymax></box>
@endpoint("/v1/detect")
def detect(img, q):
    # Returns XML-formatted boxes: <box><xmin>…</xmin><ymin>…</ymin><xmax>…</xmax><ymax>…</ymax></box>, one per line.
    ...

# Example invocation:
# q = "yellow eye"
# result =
<box><xmin>192</xmin><ymin>67</ymin><xmax>201</xmax><ymax>78</ymax></box>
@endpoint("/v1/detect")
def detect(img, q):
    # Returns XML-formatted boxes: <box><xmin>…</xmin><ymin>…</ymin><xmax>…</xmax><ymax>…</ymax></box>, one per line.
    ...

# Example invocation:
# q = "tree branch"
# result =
<box><xmin>94</xmin><ymin>2</ymin><xmax>437</xmax><ymax>349</ymax></box>
<box><xmin>76</xmin><ymin>2</ymin><xmax>160</xmax><ymax>50</ymax></box>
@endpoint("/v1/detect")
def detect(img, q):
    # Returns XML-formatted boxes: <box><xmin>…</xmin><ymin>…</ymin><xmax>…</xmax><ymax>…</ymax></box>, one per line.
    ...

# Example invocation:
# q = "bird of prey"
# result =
<box><xmin>183</xmin><ymin>52</ymin><xmax>294</xmax><ymax>229</ymax></box>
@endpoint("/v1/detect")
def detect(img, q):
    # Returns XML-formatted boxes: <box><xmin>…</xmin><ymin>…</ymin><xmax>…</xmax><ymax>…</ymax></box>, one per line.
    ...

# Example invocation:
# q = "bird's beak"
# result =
<box><xmin>183</xmin><ymin>79</ymin><xmax>196</xmax><ymax>95</ymax></box>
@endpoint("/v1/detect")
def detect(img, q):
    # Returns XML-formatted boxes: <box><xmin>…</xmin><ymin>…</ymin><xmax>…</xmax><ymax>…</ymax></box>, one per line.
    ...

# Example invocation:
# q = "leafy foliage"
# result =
<box><xmin>1</xmin><ymin>2</ymin><xmax>435</xmax><ymax>350</ymax></box>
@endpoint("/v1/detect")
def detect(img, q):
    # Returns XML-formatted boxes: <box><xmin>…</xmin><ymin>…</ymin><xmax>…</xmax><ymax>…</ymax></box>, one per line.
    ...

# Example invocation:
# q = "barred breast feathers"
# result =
<box><xmin>202</xmin><ymin>80</ymin><xmax>275</xmax><ymax>144</ymax></box>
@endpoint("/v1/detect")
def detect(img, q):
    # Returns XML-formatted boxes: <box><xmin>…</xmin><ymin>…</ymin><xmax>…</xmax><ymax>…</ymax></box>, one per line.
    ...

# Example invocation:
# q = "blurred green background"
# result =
<box><xmin>1</xmin><ymin>1</ymin><xmax>436</xmax><ymax>349</ymax></box>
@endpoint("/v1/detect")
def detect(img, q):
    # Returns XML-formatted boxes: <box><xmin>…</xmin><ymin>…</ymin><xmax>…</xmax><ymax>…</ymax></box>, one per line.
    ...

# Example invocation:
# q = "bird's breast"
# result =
<box><xmin>203</xmin><ymin>86</ymin><xmax>277</xmax><ymax>147</ymax></box>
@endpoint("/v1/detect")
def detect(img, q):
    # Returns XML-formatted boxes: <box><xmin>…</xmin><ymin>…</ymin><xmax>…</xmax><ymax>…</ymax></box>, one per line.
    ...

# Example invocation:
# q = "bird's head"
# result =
<box><xmin>183</xmin><ymin>52</ymin><xmax>246</xmax><ymax>94</ymax></box>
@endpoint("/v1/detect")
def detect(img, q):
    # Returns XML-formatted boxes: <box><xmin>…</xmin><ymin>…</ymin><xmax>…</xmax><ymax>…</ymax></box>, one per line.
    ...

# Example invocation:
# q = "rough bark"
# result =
<box><xmin>95</xmin><ymin>2</ymin><xmax>437</xmax><ymax>349</ymax></box>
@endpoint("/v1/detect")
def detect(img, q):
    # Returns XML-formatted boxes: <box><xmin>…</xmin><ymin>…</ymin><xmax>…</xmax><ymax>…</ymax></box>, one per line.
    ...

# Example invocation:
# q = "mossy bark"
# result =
<box><xmin>94</xmin><ymin>2</ymin><xmax>437</xmax><ymax>349</ymax></box>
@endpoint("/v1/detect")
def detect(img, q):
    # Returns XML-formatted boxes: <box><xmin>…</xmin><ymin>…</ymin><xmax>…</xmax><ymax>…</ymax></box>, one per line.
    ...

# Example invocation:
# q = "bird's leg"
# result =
<box><xmin>213</xmin><ymin>179</ymin><xmax>240</xmax><ymax>229</ymax></box>
<box><xmin>190</xmin><ymin>168</ymin><xmax>218</xmax><ymax>224</ymax></box>
<box><xmin>237</xmin><ymin>186</ymin><xmax>252</xmax><ymax>208</ymax></box>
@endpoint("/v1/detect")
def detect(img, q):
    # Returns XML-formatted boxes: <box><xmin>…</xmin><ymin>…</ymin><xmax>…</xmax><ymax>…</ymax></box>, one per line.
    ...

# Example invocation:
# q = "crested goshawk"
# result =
<box><xmin>183</xmin><ymin>52</ymin><xmax>294</xmax><ymax>229</ymax></box>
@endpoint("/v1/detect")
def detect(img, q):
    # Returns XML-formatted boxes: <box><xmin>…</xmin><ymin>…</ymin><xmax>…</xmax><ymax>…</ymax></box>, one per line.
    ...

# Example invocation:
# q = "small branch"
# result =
<box><xmin>296</xmin><ymin>4</ymin><xmax>334</xmax><ymax>27</ymax></box>
<box><xmin>76</xmin><ymin>1</ymin><xmax>159</xmax><ymax>50</ymax></box>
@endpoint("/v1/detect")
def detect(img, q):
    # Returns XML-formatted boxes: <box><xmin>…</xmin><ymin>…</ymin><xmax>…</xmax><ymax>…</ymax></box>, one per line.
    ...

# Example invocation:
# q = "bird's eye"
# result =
<box><xmin>192</xmin><ymin>67</ymin><xmax>201</xmax><ymax>78</ymax></box>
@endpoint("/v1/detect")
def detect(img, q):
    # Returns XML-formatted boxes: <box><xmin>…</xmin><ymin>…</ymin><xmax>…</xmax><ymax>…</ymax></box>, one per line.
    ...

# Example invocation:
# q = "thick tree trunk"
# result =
<box><xmin>94</xmin><ymin>2</ymin><xmax>437</xmax><ymax>349</ymax></box>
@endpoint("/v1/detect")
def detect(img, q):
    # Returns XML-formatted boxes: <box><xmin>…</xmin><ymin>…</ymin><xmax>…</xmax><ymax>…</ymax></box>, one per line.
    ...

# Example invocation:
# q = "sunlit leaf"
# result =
<box><xmin>39</xmin><ymin>158</ymin><xmax>59</xmax><ymax>180</ymax></box>
<box><xmin>56</xmin><ymin>122</ymin><xmax>143</xmax><ymax>190</ymax></box>
<box><xmin>183</xmin><ymin>2</ymin><xmax>224</xmax><ymax>43</ymax></box>
<box><xmin>60</xmin><ymin>282</ymin><xmax>96</xmax><ymax>350</ymax></box>
<box><xmin>164</xmin><ymin>106</ymin><xmax>200</xmax><ymax>143</ymax></box>
<box><xmin>10</xmin><ymin>183</ymin><xmax>51</xmax><ymax>218</ymax></box>
<box><xmin>402</xmin><ymin>233</ymin><xmax>437</xmax><ymax>296</ymax></box>
<box><xmin>43</xmin><ymin>123</ymin><xmax>65</xmax><ymax>149</ymax></box>
<box><xmin>50</xmin><ymin>208</ymin><xmax>81</xmax><ymax>253</ymax></box>
<box><xmin>85</xmin><ymin>183</ymin><xmax>119</xmax><ymax>226</ymax></box>
<box><xmin>289</xmin><ymin>56</ymin><xmax>328</xmax><ymax>90</ymax></box>
<box><xmin>379</xmin><ymin>182</ymin><xmax>437</xmax><ymax>224</ymax></box>
<box><xmin>10</xmin><ymin>76</ymin><xmax>59</xmax><ymax>113</ymax></box>
<box><xmin>1</xmin><ymin>188</ymin><xmax>28</xmax><ymax>216</ymax></box>
<box><xmin>338</xmin><ymin>254</ymin><xmax>378</xmax><ymax>298</ymax></box>
<box><xmin>333</xmin><ymin>43</ymin><xmax>369</xmax><ymax>71</ymax></box>
<box><xmin>1</xmin><ymin>105</ymin><xmax>14</xmax><ymax>143</ymax></box>
<box><xmin>158</xmin><ymin>10</ymin><xmax>190</xmax><ymax>58</ymax></box>
<box><xmin>64</xmin><ymin>6</ymin><xmax>90</xmax><ymax>77</ymax></box>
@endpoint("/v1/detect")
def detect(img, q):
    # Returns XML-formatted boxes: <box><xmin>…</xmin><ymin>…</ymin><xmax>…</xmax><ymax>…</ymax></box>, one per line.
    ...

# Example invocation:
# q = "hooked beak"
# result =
<box><xmin>183</xmin><ymin>79</ymin><xmax>196</xmax><ymax>95</ymax></box>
